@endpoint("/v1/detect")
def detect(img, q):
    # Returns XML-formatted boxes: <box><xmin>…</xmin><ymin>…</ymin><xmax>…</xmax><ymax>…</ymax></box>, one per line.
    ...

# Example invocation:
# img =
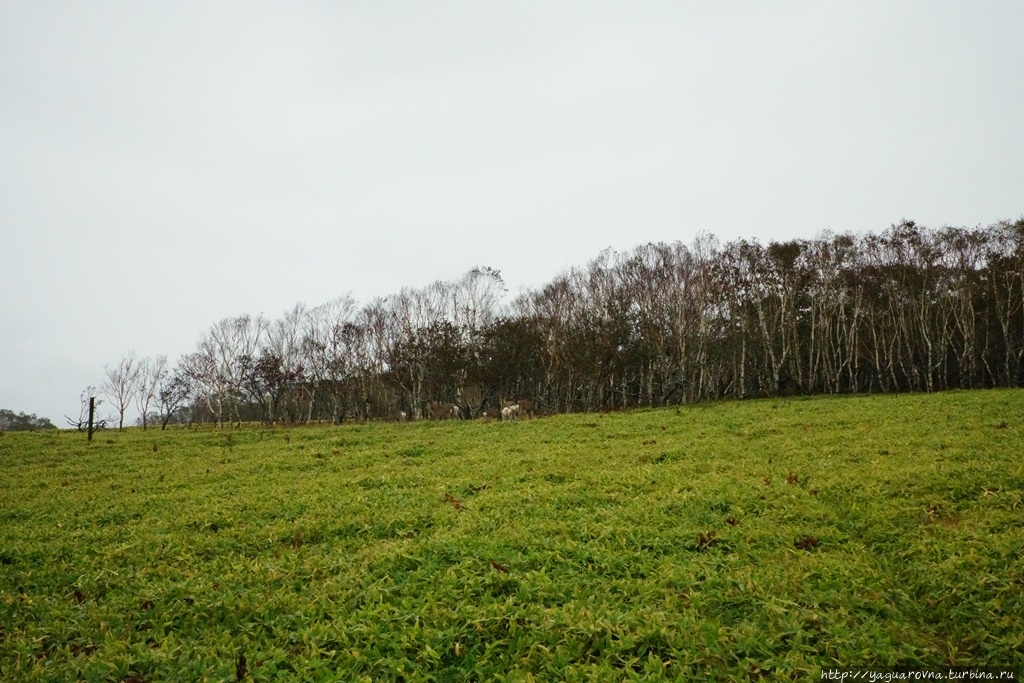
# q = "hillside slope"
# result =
<box><xmin>1</xmin><ymin>391</ymin><xmax>1022</xmax><ymax>681</ymax></box>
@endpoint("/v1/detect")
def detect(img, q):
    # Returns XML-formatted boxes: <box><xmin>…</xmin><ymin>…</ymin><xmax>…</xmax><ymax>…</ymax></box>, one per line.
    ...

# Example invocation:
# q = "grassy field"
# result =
<box><xmin>1</xmin><ymin>391</ymin><xmax>1022</xmax><ymax>681</ymax></box>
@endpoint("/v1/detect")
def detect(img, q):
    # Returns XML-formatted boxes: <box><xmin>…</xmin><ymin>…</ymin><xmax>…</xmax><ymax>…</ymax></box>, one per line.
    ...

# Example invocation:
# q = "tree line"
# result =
<box><xmin>87</xmin><ymin>219</ymin><xmax>1024</xmax><ymax>429</ymax></box>
<box><xmin>0</xmin><ymin>409</ymin><xmax>56</xmax><ymax>432</ymax></box>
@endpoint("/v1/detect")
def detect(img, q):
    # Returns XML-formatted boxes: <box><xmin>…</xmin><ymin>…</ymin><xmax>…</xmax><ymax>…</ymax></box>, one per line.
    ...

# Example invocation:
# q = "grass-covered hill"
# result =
<box><xmin>1</xmin><ymin>391</ymin><xmax>1022</xmax><ymax>681</ymax></box>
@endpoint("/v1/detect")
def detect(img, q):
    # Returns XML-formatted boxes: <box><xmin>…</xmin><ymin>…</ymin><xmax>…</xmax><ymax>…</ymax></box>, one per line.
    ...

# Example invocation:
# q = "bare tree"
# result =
<box><xmin>193</xmin><ymin>315</ymin><xmax>268</xmax><ymax>427</ymax></box>
<box><xmin>104</xmin><ymin>352</ymin><xmax>141</xmax><ymax>430</ymax></box>
<box><xmin>133</xmin><ymin>355</ymin><xmax>167</xmax><ymax>430</ymax></box>
<box><xmin>304</xmin><ymin>295</ymin><xmax>358</xmax><ymax>423</ymax></box>
<box><xmin>66</xmin><ymin>386</ymin><xmax>106</xmax><ymax>431</ymax></box>
<box><xmin>155</xmin><ymin>361</ymin><xmax>194</xmax><ymax>429</ymax></box>
<box><xmin>262</xmin><ymin>303</ymin><xmax>310</xmax><ymax>423</ymax></box>
<box><xmin>451</xmin><ymin>266</ymin><xmax>507</xmax><ymax>333</ymax></box>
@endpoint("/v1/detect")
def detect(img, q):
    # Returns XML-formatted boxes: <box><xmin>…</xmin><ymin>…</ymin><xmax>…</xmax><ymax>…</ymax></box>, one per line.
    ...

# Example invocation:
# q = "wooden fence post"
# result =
<box><xmin>88</xmin><ymin>397</ymin><xmax>95</xmax><ymax>442</ymax></box>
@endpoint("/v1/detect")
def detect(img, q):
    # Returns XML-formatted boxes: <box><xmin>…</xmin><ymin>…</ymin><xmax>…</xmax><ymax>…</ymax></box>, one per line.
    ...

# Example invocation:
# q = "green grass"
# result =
<box><xmin>1</xmin><ymin>391</ymin><xmax>1023</xmax><ymax>681</ymax></box>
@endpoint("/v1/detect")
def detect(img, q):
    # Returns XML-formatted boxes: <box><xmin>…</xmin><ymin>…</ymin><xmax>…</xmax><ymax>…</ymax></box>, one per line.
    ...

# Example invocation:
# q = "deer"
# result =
<box><xmin>427</xmin><ymin>401</ymin><xmax>458</xmax><ymax>420</ymax></box>
<box><xmin>516</xmin><ymin>398</ymin><xmax>535</xmax><ymax>419</ymax></box>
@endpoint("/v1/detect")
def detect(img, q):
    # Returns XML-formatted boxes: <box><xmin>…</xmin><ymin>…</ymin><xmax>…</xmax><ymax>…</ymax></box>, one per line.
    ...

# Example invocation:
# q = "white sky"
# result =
<box><xmin>2</xmin><ymin>1</ymin><xmax>1022</xmax><ymax>425</ymax></box>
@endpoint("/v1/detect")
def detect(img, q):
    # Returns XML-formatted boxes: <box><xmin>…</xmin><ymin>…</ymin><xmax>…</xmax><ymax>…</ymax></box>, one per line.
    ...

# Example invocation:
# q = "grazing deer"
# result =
<box><xmin>398</xmin><ymin>411</ymin><xmax>407</xmax><ymax>422</ymax></box>
<box><xmin>516</xmin><ymin>398</ymin><xmax>535</xmax><ymax>419</ymax></box>
<box><xmin>428</xmin><ymin>401</ymin><xmax>458</xmax><ymax>420</ymax></box>
<box><xmin>482</xmin><ymin>407</ymin><xmax>501</xmax><ymax>423</ymax></box>
<box><xmin>501</xmin><ymin>404</ymin><xmax>519</xmax><ymax>421</ymax></box>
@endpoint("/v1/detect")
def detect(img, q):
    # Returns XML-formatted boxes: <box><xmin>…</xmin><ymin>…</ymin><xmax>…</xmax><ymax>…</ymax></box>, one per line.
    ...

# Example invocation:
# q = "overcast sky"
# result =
<box><xmin>2</xmin><ymin>1</ymin><xmax>1022</xmax><ymax>426</ymax></box>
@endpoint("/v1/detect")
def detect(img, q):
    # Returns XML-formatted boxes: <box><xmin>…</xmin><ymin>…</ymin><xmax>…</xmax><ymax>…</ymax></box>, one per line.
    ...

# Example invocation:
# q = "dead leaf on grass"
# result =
<box><xmin>489</xmin><ymin>560</ymin><xmax>509</xmax><ymax>573</ymax></box>
<box><xmin>697</xmin><ymin>532</ymin><xmax>718</xmax><ymax>549</ymax></box>
<box><xmin>69</xmin><ymin>643</ymin><xmax>98</xmax><ymax>657</ymax></box>
<box><xmin>794</xmin><ymin>536</ymin><xmax>819</xmax><ymax>551</ymax></box>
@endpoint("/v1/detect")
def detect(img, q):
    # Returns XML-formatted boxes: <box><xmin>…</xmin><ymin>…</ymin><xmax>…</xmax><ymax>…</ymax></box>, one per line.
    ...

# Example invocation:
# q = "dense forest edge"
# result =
<box><xmin>81</xmin><ymin>218</ymin><xmax>1024</xmax><ymax>430</ymax></box>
